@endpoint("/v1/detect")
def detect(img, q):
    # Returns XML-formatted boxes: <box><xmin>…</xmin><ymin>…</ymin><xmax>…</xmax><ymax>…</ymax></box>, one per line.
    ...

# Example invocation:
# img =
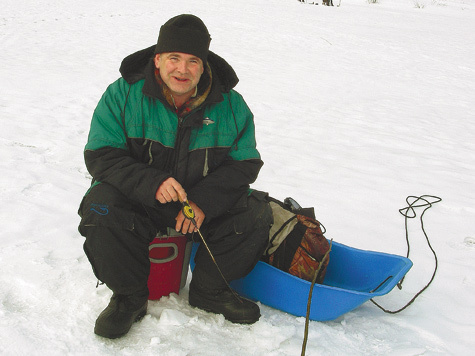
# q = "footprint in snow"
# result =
<box><xmin>463</xmin><ymin>237</ymin><xmax>475</xmax><ymax>248</ymax></box>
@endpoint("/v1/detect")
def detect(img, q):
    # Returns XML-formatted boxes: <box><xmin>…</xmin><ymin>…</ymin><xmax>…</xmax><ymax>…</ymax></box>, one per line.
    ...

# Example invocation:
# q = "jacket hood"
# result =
<box><xmin>119</xmin><ymin>45</ymin><xmax>239</xmax><ymax>93</ymax></box>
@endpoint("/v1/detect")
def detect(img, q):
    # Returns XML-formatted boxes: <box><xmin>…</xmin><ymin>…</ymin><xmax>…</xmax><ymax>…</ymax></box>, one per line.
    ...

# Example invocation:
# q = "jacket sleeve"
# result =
<box><xmin>84</xmin><ymin>79</ymin><xmax>170</xmax><ymax>206</ymax></box>
<box><xmin>186</xmin><ymin>91</ymin><xmax>263</xmax><ymax>219</ymax></box>
<box><xmin>186</xmin><ymin>159</ymin><xmax>263</xmax><ymax>220</ymax></box>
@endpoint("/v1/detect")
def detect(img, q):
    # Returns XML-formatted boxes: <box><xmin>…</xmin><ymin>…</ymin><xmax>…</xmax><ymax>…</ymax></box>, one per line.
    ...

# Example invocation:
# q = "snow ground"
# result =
<box><xmin>1</xmin><ymin>0</ymin><xmax>474</xmax><ymax>355</ymax></box>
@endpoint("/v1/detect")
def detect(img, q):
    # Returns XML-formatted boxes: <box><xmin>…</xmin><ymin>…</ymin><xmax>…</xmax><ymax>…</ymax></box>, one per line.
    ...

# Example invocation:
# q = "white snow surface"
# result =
<box><xmin>1</xmin><ymin>0</ymin><xmax>474</xmax><ymax>355</ymax></box>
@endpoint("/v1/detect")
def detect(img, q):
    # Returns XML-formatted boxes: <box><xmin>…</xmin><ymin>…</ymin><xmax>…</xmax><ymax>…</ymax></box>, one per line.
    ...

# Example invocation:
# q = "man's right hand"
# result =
<box><xmin>155</xmin><ymin>177</ymin><xmax>187</xmax><ymax>204</ymax></box>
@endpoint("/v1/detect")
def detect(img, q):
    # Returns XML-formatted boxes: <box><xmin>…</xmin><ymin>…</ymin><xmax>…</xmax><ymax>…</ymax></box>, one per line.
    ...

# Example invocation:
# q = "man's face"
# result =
<box><xmin>154</xmin><ymin>52</ymin><xmax>204</xmax><ymax>102</ymax></box>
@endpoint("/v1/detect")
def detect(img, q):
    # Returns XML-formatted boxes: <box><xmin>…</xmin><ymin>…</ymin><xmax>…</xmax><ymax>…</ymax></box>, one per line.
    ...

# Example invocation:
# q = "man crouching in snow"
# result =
<box><xmin>78</xmin><ymin>14</ymin><xmax>273</xmax><ymax>339</ymax></box>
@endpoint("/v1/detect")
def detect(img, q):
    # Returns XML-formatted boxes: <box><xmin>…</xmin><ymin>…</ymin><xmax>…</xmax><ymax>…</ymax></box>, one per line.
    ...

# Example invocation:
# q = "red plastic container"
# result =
<box><xmin>147</xmin><ymin>234</ymin><xmax>192</xmax><ymax>300</ymax></box>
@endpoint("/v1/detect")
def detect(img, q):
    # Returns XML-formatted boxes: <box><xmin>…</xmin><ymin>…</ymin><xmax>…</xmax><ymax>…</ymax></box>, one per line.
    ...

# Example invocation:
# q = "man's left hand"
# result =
<box><xmin>175</xmin><ymin>200</ymin><xmax>205</xmax><ymax>234</ymax></box>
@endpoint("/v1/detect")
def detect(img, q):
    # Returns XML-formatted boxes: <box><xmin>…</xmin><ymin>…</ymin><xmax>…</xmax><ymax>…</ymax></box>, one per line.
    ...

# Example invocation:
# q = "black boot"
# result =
<box><xmin>94</xmin><ymin>292</ymin><xmax>148</xmax><ymax>339</ymax></box>
<box><xmin>189</xmin><ymin>279</ymin><xmax>260</xmax><ymax>324</ymax></box>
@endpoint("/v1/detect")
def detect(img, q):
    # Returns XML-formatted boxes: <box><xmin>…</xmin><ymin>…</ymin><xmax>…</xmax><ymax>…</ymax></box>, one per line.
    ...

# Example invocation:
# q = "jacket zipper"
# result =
<box><xmin>172</xmin><ymin>116</ymin><xmax>185</xmax><ymax>177</ymax></box>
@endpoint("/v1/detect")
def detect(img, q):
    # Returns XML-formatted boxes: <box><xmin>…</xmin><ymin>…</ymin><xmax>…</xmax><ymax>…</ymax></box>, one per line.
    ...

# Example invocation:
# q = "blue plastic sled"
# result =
<box><xmin>190</xmin><ymin>241</ymin><xmax>412</xmax><ymax>321</ymax></box>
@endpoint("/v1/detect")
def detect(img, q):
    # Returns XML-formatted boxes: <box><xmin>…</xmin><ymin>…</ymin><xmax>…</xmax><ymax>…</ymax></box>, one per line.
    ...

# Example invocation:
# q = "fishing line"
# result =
<box><xmin>181</xmin><ymin>200</ymin><xmax>243</xmax><ymax>303</ymax></box>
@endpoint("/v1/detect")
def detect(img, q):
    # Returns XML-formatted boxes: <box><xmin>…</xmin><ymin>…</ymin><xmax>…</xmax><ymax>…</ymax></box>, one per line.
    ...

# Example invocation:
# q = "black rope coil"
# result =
<box><xmin>371</xmin><ymin>195</ymin><xmax>442</xmax><ymax>314</ymax></box>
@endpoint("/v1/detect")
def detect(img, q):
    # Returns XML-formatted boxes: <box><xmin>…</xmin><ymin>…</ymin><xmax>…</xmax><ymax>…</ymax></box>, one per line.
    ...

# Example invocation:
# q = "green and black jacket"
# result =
<box><xmin>84</xmin><ymin>46</ymin><xmax>263</xmax><ymax>220</ymax></box>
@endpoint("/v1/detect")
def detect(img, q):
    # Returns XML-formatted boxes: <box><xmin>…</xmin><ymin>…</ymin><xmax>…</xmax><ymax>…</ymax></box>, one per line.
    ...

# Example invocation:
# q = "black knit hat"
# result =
<box><xmin>154</xmin><ymin>14</ymin><xmax>211</xmax><ymax>64</ymax></box>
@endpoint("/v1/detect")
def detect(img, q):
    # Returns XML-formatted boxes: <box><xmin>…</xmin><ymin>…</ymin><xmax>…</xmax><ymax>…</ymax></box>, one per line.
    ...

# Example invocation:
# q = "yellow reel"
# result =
<box><xmin>182</xmin><ymin>200</ymin><xmax>195</xmax><ymax>220</ymax></box>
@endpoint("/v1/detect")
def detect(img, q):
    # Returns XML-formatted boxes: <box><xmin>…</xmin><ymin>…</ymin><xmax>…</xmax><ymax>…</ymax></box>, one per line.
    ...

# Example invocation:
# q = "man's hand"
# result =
<box><xmin>175</xmin><ymin>200</ymin><xmax>205</xmax><ymax>234</ymax></box>
<box><xmin>155</xmin><ymin>177</ymin><xmax>187</xmax><ymax>204</ymax></box>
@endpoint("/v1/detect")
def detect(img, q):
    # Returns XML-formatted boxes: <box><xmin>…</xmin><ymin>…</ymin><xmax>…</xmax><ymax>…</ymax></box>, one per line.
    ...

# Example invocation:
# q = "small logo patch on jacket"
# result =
<box><xmin>203</xmin><ymin>118</ymin><xmax>215</xmax><ymax>125</ymax></box>
<box><xmin>90</xmin><ymin>203</ymin><xmax>109</xmax><ymax>216</ymax></box>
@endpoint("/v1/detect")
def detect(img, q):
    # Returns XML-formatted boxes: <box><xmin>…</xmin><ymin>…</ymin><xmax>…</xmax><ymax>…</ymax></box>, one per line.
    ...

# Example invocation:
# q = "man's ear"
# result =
<box><xmin>154</xmin><ymin>54</ymin><xmax>161</xmax><ymax>69</ymax></box>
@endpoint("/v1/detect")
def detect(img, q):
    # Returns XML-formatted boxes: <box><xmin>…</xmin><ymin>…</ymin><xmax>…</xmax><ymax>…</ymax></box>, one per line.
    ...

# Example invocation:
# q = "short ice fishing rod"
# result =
<box><xmin>181</xmin><ymin>200</ymin><xmax>242</xmax><ymax>303</ymax></box>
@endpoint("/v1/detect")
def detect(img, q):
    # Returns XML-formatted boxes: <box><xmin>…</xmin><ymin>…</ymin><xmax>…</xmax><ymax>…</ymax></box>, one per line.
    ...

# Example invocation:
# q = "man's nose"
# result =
<box><xmin>177</xmin><ymin>61</ymin><xmax>188</xmax><ymax>73</ymax></box>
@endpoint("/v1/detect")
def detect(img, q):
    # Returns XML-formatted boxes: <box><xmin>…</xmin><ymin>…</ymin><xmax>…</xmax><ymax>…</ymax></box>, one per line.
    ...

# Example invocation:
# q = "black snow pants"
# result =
<box><xmin>78</xmin><ymin>183</ymin><xmax>273</xmax><ymax>296</ymax></box>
